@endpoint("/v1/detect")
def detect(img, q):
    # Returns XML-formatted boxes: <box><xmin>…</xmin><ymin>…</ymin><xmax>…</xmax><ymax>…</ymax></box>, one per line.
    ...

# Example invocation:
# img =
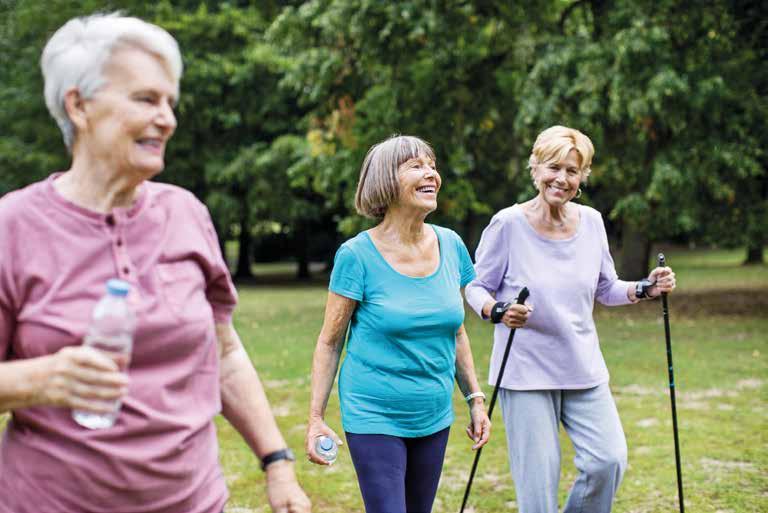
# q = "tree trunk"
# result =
<box><xmin>296</xmin><ymin>222</ymin><xmax>310</xmax><ymax>280</ymax></box>
<box><xmin>745</xmin><ymin>244</ymin><xmax>764</xmax><ymax>265</ymax></box>
<box><xmin>463</xmin><ymin>213</ymin><xmax>480</xmax><ymax>257</ymax></box>
<box><xmin>234</xmin><ymin>206</ymin><xmax>253</xmax><ymax>280</ymax></box>
<box><xmin>618</xmin><ymin>221</ymin><xmax>651</xmax><ymax>279</ymax></box>
<box><xmin>209</xmin><ymin>216</ymin><xmax>229</xmax><ymax>272</ymax></box>
<box><xmin>743</xmin><ymin>183</ymin><xmax>766</xmax><ymax>265</ymax></box>
<box><xmin>744</xmin><ymin>202</ymin><xmax>765</xmax><ymax>264</ymax></box>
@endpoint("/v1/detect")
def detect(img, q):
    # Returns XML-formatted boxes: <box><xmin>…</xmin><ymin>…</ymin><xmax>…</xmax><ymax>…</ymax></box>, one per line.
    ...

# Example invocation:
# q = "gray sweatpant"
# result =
<box><xmin>499</xmin><ymin>383</ymin><xmax>627</xmax><ymax>513</ymax></box>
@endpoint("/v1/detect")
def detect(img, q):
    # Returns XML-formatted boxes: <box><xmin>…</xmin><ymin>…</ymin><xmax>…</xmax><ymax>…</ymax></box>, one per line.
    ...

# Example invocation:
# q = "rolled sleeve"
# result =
<box><xmin>194</xmin><ymin>202</ymin><xmax>238</xmax><ymax>322</ymax></box>
<box><xmin>465</xmin><ymin>215</ymin><xmax>509</xmax><ymax>319</ymax></box>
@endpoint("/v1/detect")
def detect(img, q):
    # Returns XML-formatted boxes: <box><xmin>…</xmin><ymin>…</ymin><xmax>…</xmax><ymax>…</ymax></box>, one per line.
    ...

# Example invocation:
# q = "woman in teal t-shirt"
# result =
<box><xmin>306</xmin><ymin>135</ymin><xmax>491</xmax><ymax>513</ymax></box>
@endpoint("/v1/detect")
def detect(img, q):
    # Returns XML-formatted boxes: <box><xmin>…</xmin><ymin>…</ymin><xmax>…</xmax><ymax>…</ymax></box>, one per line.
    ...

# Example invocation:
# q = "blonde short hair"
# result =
<box><xmin>41</xmin><ymin>12</ymin><xmax>183</xmax><ymax>150</ymax></box>
<box><xmin>354</xmin><ymin>135</ymin><xmax>436</xmax><ymax>219</ymax></box>
<box><xmin>528</xmin><ymin>125</ymin><xmax>594</xmax><ymax>183</ymax></box>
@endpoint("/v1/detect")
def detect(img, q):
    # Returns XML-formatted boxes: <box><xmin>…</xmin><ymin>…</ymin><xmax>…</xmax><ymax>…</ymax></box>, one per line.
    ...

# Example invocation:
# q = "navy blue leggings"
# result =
<box><xmin>345</xmin><ymin>427</ymin><xmax>450</xmax><ymax>513</ymax></box>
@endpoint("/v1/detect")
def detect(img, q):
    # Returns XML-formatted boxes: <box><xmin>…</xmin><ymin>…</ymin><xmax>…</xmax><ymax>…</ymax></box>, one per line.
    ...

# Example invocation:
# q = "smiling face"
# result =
<box><xmin>534</xmin><ymin>148</ymin><xmax>583</xmax><ymax>207</ymax></box>
<box><xmin>74</xmin><ymin>46</ymin><xmax>178</xmax><ymax>180</ymax></box>
<box><xmin>395</xmin><ymin>154</ymin><xmax>441</xmax><ymax>214</ymax></box>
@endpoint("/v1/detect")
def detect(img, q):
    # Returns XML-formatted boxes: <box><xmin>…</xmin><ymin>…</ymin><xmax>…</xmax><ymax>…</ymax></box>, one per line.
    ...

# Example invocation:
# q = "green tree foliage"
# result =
<box><xmin>2</xmin><ymin>1</ymin><xmax>764</xmax><ymax>276</ymax></box>
<box><xmin>516</xmin><ymin>0</ymin><xmax>766</xmax><ymax>274</ymax></box>
<box><xmin>270</xmin><ymin>0</ymin><xmax>765</xmax><ymax>274</ymax></box>
<box><xmin>268</xmin><ymin>0</ymin><xmax>560</xmax><ymax>247</ymax></box>
<box><xmin>1</xmin><ymin>1</ymin><xmax>328</xmax><ymax>279</ymax></box>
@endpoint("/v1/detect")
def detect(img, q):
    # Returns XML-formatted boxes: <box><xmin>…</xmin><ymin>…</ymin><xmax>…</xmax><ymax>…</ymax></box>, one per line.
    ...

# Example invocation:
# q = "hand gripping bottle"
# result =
<box><xmin>315</xmin><ymin>435</ymin><xmax>338</xmax><ymax>464</ymax></box>
<box><xmin>72</xmin><ymin>279</ymin><xmax>136</xmax><ymax>429</ymax></box>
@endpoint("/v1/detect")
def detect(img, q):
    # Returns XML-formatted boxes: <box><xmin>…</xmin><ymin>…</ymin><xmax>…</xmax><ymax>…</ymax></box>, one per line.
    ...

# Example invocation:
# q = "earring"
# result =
<box><xmin>576</xmin><ymin>188</ymin><xmax>582</xmax><ymax>198</ymax></box>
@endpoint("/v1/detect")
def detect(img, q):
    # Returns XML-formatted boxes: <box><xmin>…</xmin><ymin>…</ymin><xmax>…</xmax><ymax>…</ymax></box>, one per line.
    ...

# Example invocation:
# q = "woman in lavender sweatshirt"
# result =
<box><xmin>464</xmin><ymin>125</ymin><xmax>676</xmax><ymax>513</ymax></box>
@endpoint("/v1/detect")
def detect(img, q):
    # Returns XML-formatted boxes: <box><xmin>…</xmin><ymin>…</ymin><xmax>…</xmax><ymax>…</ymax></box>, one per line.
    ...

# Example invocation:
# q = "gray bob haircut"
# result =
<box><xmin>41</xmin><ymin>12</ymin><xmax>183</xmax><ymax>150</ymax></box>
<box><xmin>354</xmin><ymin>135</ymin><xmax>436</xmax><ymax>219</ymax></box>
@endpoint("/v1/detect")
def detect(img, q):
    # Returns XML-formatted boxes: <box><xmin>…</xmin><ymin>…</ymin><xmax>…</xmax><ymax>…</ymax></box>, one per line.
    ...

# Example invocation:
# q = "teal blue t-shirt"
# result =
<box><xmin>329</xmin><ymin>225</ymin><xmax>476</xmax><ymax>437</ymax></box>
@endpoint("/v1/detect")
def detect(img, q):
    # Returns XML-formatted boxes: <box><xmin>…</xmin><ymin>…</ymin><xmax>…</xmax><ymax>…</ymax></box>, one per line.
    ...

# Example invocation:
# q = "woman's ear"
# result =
<box><xmin>63</xmin><ymin>88</ymin><xmax>87</xmax><ymax>130</ymax></box>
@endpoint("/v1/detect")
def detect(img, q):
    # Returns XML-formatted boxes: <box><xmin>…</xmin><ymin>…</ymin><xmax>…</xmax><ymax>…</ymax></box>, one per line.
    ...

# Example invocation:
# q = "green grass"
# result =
<box><xmin>216</xmin><ymin>249</ymin><xmax>766</xmax><ymax>513</ymax></box>
<box><xmin>653</xmin><ymin>246</ymin><xmax>768</xmax><ymax>291</ymax></box>
<box><xmin>2</xmin><ymin>249</ymin><xmax>765</xmax><ymax>512</ymax></box>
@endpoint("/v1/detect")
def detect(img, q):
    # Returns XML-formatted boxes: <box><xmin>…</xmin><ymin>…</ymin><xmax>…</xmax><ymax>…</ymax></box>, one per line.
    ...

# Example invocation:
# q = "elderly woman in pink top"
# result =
<box><xmin>0</xmin><ymin>13</ymin><xmax>309</xmax><ymax>513</ymax></box>
<box><xmin>465</xmin><ymin>125</ymin><xmax>676</xmax><ymax>513</ymax></box>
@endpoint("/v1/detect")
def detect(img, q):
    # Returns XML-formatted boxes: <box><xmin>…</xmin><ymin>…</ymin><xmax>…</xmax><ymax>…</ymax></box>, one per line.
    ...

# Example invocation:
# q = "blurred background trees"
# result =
<box><xmin>1</xmin><ymin>0</ymin><xmax>764</xmax><ymax>279</ymax></box>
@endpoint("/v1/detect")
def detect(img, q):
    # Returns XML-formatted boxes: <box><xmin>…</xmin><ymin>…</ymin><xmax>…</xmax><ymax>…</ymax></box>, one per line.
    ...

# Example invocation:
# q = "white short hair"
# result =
<box><xmin>41</xmin><ymin>12</ymin><xmax>183</xmax><ymax>150</ymax></box>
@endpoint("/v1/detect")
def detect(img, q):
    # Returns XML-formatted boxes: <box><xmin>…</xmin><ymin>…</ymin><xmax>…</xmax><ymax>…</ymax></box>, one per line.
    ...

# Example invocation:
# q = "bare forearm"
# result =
<box><xmin>217</xmin><ymin>324</ymin><xmax>287</xmax><ymax>458</ymax></box>
<box><xmin>309</xmin><ymin>338</ymin><xmax>343</xmax><ymax>420</ymax></box>
<box><xmin>455</xmin><ymin>327</ymin><xmax>482</xmax><ymax>398</ymax></box>
<box><xmin>309</xmin><ymin>291</ymin><xmax>355</xmax><ymax>420</ymax></box>
<box><xmin>481</xmin><ymin>299</ymin><xmax>495</xmax><ymax>319</ymax></box>
<box><xmin>0</xmin><ymin>357</ymin><xmax>50</xmax><ymax>413</ymax></box>
<box><xmin>220</xmin><ymin>347</ymin><xmax>287</xmax><ymax>457</ymax></box>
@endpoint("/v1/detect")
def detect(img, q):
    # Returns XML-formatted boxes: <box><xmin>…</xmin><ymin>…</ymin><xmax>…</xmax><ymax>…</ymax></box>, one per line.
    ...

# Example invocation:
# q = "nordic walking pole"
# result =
<box><xmin>460</xmin><ymin>287</ymin><xmax>530</xmax><ymax>513</ymax></box>
<box><xmin>658</xmin><ymin>253</ymin><xmax>684</xmax><ymax>513</ymax></box>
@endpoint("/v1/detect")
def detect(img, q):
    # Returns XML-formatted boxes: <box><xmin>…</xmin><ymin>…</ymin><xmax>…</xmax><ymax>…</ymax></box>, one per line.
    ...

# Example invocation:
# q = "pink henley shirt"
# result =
<box><xmin>0</xmin><ymin>173</ymin><xmax>238</xmax><ymax>513</ymax></box>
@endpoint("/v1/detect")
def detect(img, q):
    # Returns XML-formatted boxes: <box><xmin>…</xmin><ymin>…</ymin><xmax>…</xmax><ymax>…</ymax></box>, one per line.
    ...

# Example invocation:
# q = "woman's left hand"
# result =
<box><xmin>648</xmin><ymin>266</ymin><xmax>677</xmax><ymax>296</ymax></box>
<box><xmin>466</xmin><ymin>401</ymin><xmax>491</xmax><ymax>450</ymax></box>
<box><xmin>265</xmin><ymin>461</ymin><xmax>312</xmax><ymax>513</ymax></box>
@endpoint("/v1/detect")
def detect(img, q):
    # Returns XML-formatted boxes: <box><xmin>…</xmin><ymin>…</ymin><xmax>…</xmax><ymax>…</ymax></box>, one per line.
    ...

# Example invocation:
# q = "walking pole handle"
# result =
<box><xmin>516</xmin><ymin>287</ymin><xmax>531</xmax><ymax>306</ymax></box>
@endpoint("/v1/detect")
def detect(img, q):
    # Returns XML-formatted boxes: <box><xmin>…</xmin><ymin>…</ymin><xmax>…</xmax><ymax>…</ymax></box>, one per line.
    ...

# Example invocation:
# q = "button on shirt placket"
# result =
<box><xmin>106</xmin><ymin>213</ymin><xmax>135</xmax><ymax>283</ymax></box>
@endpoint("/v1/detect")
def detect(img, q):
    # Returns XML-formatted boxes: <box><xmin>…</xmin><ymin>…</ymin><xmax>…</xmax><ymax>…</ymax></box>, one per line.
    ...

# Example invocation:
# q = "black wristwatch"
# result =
<box><xmin>635</xmin><ymin>279</ymin><xmax>655</xmax><ymax>300</ymax></box>
<box><xmin>490</xmin><ymin>301</ymin><xmax>511</xmax><ymax>323</ymax></box>
<box><xmin>260</xmin><ymin>448</ymin><xmax>296</xmax><ymax>471</ymax></box>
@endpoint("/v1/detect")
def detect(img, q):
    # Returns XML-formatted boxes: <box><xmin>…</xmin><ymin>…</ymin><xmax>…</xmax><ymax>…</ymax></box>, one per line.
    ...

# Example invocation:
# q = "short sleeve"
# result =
<box><xmin>453</xmin><ymin>231</ymin><xmax>476</xmax><ymax>287</ymax></box>
<box><xmin>329</xmin><ymin>245</ymin><xmax>364</xmax><ymax>301</ymax></box>
<box><xmin>194</xmin><ymin>201</ymin><xmax>239</xmax><ymax>322</ymax></box>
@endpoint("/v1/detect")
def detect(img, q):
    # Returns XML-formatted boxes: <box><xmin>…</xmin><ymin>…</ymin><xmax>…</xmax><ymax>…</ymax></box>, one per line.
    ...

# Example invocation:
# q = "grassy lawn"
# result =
<box><xmin>1</xmin><ymin>248</ymin><xmax>765</xmax><ymax>512</ymax></box>
<box><xmin>218</xmin><ymin>248</ymin><xmax>766</xmax><ymax>513</ymax></box>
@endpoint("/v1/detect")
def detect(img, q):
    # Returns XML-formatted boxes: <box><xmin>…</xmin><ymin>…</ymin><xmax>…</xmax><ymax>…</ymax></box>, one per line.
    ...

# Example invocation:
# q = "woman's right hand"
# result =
<box><xmin>305</xmin><ymin>415</ymin><xmax>343</xmax><ymax>465</ymax></box>
<box><xmin>40</xmin><ymin>346</ymin><xmax>129</xmax><ymax>412</ymax></box>
<box><xmin>500</xmin><ymin>303</ymin><xmax>533</xmax><ymax>329</ymax></box>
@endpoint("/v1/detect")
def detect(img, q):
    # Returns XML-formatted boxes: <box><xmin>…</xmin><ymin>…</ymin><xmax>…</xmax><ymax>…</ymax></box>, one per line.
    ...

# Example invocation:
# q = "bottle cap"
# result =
<box><xmin>106</xmin><ymin>279</ymin><xmax>131</xmax><ymax>297</ymax></box>
<box><xmin>319</xmin><ymin>437</ymin><xmax>334</xmax><ymax>451</ymax></box>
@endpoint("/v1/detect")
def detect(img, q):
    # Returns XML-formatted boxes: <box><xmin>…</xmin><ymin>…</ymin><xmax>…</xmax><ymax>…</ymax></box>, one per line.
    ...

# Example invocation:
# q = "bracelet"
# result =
<box><xmin>465</xmin><ymin>391</ymin><xmax>486</xmax><ymax>403</ymax></box>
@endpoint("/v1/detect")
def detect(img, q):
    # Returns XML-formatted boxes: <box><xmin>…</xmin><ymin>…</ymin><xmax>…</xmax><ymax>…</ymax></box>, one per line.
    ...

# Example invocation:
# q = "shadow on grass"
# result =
<box><xmin>623</xmin><ymin>289</ymin><xmax>768</xmax><ymax>318</ymax></box>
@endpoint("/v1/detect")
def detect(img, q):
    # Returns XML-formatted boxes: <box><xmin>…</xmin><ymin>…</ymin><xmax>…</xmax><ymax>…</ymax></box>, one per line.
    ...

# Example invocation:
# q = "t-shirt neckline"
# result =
<box><xmin>363</xmin><ymin>224</ymin><xmax>444</xmax><ymax>280</ymax></box>
<box><xmin>515</xmin><ymin>203</ymin><xmax>584</xmax><ymax>243</ymax></box>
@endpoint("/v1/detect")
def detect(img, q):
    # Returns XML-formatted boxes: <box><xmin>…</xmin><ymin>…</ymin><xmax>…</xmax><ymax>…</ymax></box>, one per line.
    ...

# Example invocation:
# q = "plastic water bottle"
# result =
<box><xmin>315</xmin><ymin>436</ymin><xmax>338</xmax><ymax>464</ymax></box>
<box><xmin>72</xmin><ymin>279</ymin><xmax>136</xmax><ymax>429</ymax></box>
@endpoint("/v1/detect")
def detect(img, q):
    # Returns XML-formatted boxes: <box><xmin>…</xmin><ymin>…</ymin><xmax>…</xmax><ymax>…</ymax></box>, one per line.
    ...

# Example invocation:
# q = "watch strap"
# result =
<box><xmin>260</xmin><ymin>448</ymin><xmax>295</xmax><ymax>471</ymax></box>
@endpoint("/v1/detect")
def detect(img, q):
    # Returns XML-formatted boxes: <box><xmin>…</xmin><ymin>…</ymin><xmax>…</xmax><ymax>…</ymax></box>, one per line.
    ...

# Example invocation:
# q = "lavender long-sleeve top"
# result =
<box><xmin>465</xmin><ymin>204</ymin><xmax>633</xmax><ymax>390</ymax></box>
